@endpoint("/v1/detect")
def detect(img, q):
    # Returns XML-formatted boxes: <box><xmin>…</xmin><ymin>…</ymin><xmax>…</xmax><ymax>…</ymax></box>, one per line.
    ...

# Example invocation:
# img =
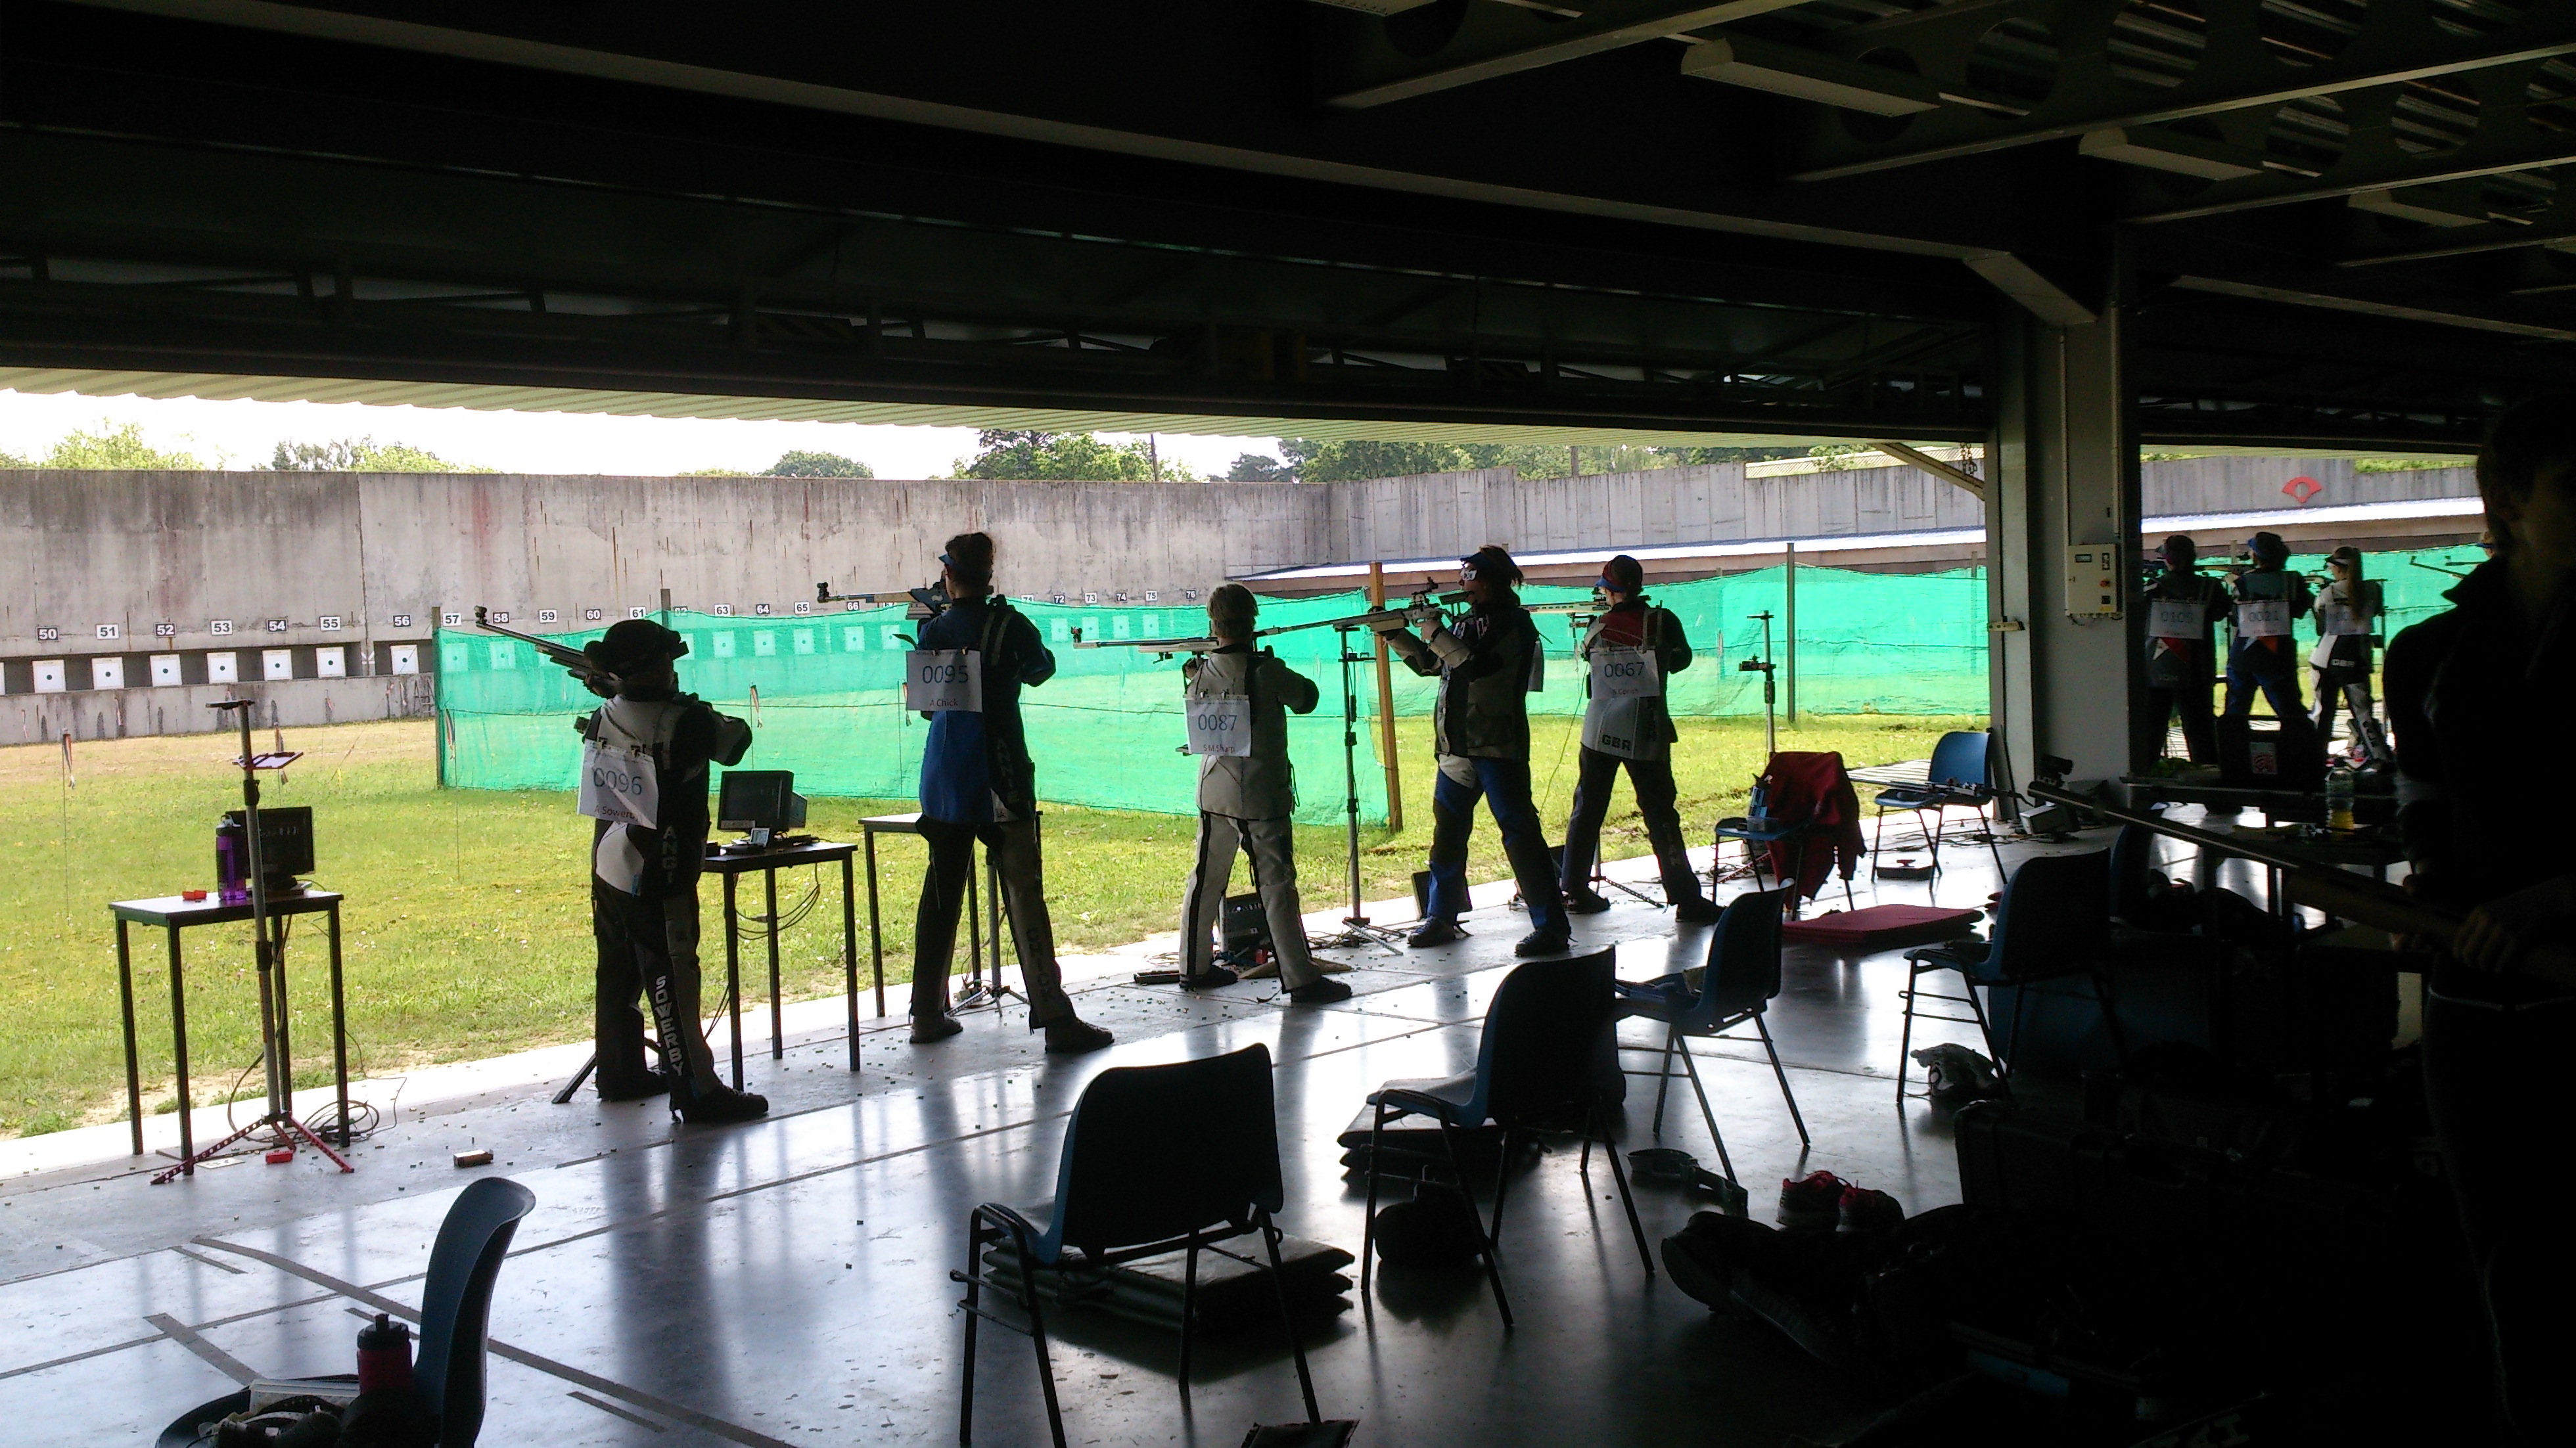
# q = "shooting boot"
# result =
<box><xmin>674</xmin><ymin>1081</ymin><xmax>769</xmax><ymax>1125</ymax></box>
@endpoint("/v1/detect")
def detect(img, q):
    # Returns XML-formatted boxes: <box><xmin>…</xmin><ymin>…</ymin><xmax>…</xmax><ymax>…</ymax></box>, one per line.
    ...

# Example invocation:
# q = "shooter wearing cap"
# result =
<box><xmin>2136</xmin><ymin>534</ymin><xmax>2231</xmax><ymax>765</ymax></box>
<box><xmin>1174</xmin><ymin>585</ymin><xmax>1352</xmax><ymax>1004</ymax></box>
<box><xmin>2222</xmin><ymin>530</ymin><xmax>2320</xmax><ymax>754</ymax></box>
<box><xmin>1559</xmin><ymin>554</ymin><xmax>1718</xmax><ymax>922</ymax></box>
<box><xmin>574</xmin><ymin>619</ymin><xmax>769</xmax><ymax>1123</ymax></box>
<box><xmin>2309</xmin><ymin>545</ymin><xmax>2387</xmax><ymax>763</ymax></box>
<box><xmin>1375</xmin><ymin>544</ymin><xmax>1572</xmax><ymax>957</ymax></box>
<box><xmin>906</xmin><ymin>532</ymin><xmax>1113</xmax><ymax>1053</ymax></box>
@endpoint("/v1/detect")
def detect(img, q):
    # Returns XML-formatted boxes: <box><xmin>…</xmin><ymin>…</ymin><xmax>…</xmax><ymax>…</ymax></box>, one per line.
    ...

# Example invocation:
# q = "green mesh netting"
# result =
<box><xmin>434</xmin><ymin>544</ymin><xmax>2485</xmax><ymax>821</ymax></box>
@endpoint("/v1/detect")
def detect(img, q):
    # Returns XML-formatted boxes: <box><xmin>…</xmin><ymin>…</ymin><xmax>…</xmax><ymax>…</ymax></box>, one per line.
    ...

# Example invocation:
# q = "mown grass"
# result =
<box><xmin>0</xmin><ymin>710</ymin><xmax>1973</xmax><ymax>1135</ymax></box>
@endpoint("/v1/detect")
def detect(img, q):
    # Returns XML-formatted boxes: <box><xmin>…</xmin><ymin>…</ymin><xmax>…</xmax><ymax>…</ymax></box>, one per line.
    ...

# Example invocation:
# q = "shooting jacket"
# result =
<box><xmin>1576</xmin><ymin>600</ymin><xmax>1693</xmax><ymax>761</ymax></box>
<box><xmin>2310</xmin><ymin>578</ymin><xmax>2384</xmax><ymax>673</ymax></box>
<box><xmin>917</xmin><ymin>595</ymin><xmax>1055</xmax><ymax>823</ymax></box>
<box><xmin>1387</xmin><ymin>598</ymin><xmax>1540</xmax><ymax>761</ymax></box>
<box><xmin>2228</xmin><ymin>566</ymin><xmax>2314</xmax><ymax>680</ymax></box>
<box><xmin>1184</xmin><ymin>643</ymin><xmax>1321</xmax><ymax>820</ymax></box>
<box><xmin>577</xmin><ymin>691</ymin><xmax>752</xmax><ymax>893</ymax></box>
<box><xmin>2141</xmin><ymin>570</ymin><xmax>2231</xmax><ymax>688</ymax></box>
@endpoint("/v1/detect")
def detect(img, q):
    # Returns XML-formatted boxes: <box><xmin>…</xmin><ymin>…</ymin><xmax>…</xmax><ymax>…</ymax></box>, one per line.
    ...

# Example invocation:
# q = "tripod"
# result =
<box><xmin>1312</xmin><ymin>623</ymin><xmax>1408</xmax><ymax>953</ymax></box>
<box><xmin>155</xmin><ymin>702</ymin><xmax>353</xmax><ymax>1183</ymax></box>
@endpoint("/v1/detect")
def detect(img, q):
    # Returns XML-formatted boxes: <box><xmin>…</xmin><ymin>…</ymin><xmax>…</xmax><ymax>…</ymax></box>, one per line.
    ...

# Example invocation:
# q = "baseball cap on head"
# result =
<box><xmin>2245</xmin><ymin>532</ymin><xmax>2289</xmax><ymax>564</ymax></box>
<box><xmin>1459</xmin><ymin>544</ymin><xmax>1523</xmax><ymax>586</ymax></box>
<box><xmin>1596</xmin><ymin>554</ymin><xmax>1645</xmax><ymax>592</ymax></box>
<box><xmin>587</xmin><ymin>619</ymin><xmax>687</xmax><ymax>674</ymax></box>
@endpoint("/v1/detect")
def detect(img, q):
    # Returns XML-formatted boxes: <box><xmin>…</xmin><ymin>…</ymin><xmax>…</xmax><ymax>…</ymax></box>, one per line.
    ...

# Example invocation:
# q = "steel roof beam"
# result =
<box><xmin>1317</xmin><ymin>0</ymin><xmax>1808</xmax><ymax>110</ymax></box>
<box><xmin>2125</xmin><ymin>73</ymin><xmax>2576</xmax><ymax>223</ymax></box>
<box><xmin>1785</xmin><ymin>1</ymin><xmax>2576</xmax><ymax>183</ymax></box>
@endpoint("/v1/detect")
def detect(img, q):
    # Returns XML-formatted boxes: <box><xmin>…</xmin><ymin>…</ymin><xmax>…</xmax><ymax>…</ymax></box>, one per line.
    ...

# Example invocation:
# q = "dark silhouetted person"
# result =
<box><xmin>2137</xmin><ymin>533</ymin><xmax>2230</xmax><ymax>765</ymax></box>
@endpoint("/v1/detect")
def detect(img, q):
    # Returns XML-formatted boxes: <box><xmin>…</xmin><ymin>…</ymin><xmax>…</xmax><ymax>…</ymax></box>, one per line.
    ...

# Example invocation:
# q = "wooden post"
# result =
<box><xmin>1369</xmin><ymin>561</ymin><xmax>1404</xmax><ymax>832</ymax></box>
<box><xmin>1783</xmin><ymin>542</ymin><xmax>1799</xmax><ymax>723</ymax></box>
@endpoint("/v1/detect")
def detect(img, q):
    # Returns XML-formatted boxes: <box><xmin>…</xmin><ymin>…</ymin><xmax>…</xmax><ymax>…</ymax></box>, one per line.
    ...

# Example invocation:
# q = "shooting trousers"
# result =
<box><xmin>909</xmin><ymin>815</ymin><xmax>1076</xmax><ymax>1028</ymax></box>
<box><xmin>1178</xmin><ymin>811</ymin><xmax>1323</xmax><ymax>988</ymax></box>
<box><xmin>593</xmin><ymin>880</ymin><xmax>722</xmax><ymax>1094</ymax></box>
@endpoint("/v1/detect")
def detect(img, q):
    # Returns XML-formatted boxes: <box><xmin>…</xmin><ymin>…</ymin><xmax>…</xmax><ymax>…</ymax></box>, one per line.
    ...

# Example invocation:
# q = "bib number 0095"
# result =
<box><xmin>905</xmin><ymin>649</ymin><xmax>984</xmax><ymax>712</ymax></box>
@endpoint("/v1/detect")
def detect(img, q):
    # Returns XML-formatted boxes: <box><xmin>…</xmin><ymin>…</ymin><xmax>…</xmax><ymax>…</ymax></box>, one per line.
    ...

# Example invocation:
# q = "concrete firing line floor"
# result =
<box><xmin>0</xmin><ymin>828</ymin><xmax>2104</xmax><ymax>1445</ymax></box>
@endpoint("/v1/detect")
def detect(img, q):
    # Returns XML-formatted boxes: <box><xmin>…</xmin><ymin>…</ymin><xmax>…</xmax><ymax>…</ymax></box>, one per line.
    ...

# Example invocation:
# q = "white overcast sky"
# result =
<box><xmin>0</xmin><ymin>389</ymin><xmax>1285</xmax><ymax>478</ymax></box>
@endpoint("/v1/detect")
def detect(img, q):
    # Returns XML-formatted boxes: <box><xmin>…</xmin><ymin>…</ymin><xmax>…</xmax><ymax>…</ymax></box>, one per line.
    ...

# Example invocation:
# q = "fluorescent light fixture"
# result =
<box><xmin>2080</xmin><ymin>127</ymin><xmax>2263</xmax><ymax>181</ymax></box>
<box><xmin>1680</xmin><ymin>37</ymin><xmax>1942</xmax><ymax>116</ymax></box>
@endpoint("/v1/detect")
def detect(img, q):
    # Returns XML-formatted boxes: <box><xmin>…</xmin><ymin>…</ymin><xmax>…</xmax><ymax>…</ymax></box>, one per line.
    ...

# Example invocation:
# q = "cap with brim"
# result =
<box><xmin>1596</xmin><ymin>554</ymin><xmax>1645</xmax><ymax>592</ymax></box>
<box><xmin>586</xmin><ymin>619</ymin><xmax>688</xmax><ymax>674</ymax></box>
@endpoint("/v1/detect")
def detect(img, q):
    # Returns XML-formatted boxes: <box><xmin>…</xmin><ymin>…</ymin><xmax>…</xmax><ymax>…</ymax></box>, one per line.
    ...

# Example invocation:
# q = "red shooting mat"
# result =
<box><xmin>1780</xmin><ymin>903</ymin><xmax>1983</xmax><ymax>948</ymax></box>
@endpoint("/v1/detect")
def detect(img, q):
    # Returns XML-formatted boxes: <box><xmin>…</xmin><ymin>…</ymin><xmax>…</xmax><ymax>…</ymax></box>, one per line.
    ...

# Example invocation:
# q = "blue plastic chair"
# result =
<box><xmin>1712</xmin><ymin>753</ymin><xmax>1857</xmax><ymax>915</ymax></box>
<box><xmin>1613</xmin><ymin>888</ymin><xmax>1807</xmax><ymax>1171</ymax></box>
<box><xmin>1360</xmin><ymin>949</ymin><xmax>1651</xmax><ymax>1329</ymax></box>
<box><xmin>155</xmin><ymin>1175</ymin><xmax>535</xmax><ymax>1448</ymax></box>
<box><xmin>954</xmin><ymin>1044</ymin><xmax>1323</xmax><ymax>1448</ymax></box>
<box><xmin>1871</xmin><ymin>730</ymin><xmax>2004</xmax><ymax>879</ymax></box>
<box><xmin>1897</xmin><ymin>850</ymin><xmax>2123</xmax><ymax>1104</ymax></box>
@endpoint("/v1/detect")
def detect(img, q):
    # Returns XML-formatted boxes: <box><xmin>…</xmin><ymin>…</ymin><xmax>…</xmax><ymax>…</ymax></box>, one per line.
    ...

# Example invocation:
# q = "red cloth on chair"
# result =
<box><xmin>1760</xmin><ymin>751</ymin><xmax>1866</xmax><ymax>900</ymax></box>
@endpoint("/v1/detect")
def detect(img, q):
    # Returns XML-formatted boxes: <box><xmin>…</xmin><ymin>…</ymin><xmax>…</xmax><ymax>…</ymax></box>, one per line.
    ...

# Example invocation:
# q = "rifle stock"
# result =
<box><xmin>2025</xmin><ymin>781</ymin><xmax>2576</xmax><ymax>979</ymax></box>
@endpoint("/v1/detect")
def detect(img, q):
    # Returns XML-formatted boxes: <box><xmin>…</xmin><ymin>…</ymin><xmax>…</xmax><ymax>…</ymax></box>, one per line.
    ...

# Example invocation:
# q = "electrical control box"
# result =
<box><xmin>2066</xmin><ymin>547</ymin><xmax>2123</xmax><ymax>618</ymax></box>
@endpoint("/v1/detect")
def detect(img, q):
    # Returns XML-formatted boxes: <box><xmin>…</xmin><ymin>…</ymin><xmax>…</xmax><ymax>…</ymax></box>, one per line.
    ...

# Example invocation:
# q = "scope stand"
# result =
<box><xmin>1303</xmin><ymin>624</ymin><xmax>1407</xmax><ymax>954</ymax></box>
<box><xmin>1740</xmin><ymin>610</ymin><xmax>1780</xmax><ymax>761</ymax></box>
<box><xmin>155</xmin><ymin>702</ymin><xmax>353</xmax><ymax>1183</ymax></box>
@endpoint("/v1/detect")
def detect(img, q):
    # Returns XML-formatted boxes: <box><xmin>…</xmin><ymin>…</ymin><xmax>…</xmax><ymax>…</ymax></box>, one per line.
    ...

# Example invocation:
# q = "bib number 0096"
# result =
<box><xmin>577</xmin><ymin>742</ymin><xmax>660</xmax><ymax>828</ymax></box>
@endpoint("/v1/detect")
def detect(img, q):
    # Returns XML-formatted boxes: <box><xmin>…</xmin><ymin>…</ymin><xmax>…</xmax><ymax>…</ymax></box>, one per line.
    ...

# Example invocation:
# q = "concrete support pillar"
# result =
<box><xmin>1986</xmin><ymin>304</ymin><xmax>2143</xmax><ymax>802</ymax></box>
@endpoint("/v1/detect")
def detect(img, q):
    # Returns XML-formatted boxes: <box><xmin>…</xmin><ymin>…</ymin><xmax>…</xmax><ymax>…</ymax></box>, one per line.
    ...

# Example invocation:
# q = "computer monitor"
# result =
<box><xmin>718</xmin><ymin>770</ymin><xmax>808</xmax><ymax>836</ymax></box>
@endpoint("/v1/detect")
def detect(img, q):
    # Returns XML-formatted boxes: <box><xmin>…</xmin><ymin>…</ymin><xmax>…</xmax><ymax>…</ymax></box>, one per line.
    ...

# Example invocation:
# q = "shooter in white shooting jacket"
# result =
<box><xmin>1174</xmin><ymin>585</ymin><xmax>1353</xmax><ymax>1004</ymax></box>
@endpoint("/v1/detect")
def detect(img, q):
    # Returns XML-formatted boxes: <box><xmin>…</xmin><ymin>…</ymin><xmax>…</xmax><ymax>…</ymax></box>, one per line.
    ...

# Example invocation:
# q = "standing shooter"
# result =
<box><xmin>1374</xmin><ymin>545</ymin><xmax>1571</xmax><ymax>957</ymax></box>
<box><xmin>905</xmin><ymin>532</ymin><xmax>1113</xmax><ymax>1053</ymax></box>
<box><xmin>2309</xmin><ymin>545</ymin><xmax>2387</xmax><ymax>763</ymax></box>
<box><xmin>2222</xmin><ymin>530</ymin><xmax>2319</xmax><ymax>755</ymax></box>
<box><xmin>576</xmin><ymin>620</ymin><xmax>770</xmax><ymax>1124</ymax></box>
<box><xmin>1558</xmin><ymin>554</ymin><xmax>1718</xmax><ymax>922</ymax></box>
<box><xmin>2138</xmin><ymin>534</ymin><xmax>2231</xmax><ymax>765</ymax></box>
<box><xmin>1174</xmin><ymin>585</ymin><xmax>1353</xmax><ymax>1004</ymax></box>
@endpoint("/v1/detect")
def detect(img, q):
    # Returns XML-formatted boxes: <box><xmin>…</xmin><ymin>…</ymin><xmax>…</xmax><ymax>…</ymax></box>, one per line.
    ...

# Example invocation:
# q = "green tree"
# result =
<box><xmin>1276</xmin><ymin>438</ymin><xmax>1472</xmax><ymax>482</ymax></box>
<box><xmin>1653</xmin><ymin>444</ymin><xmax>1808</xmax><ymax>466</ymax></box>
<box><xmin>681</xmin><ymin>466</ymin><xmax>753</xmax><ymax>476</ymax></box>
<box><xmin>267</xmin><ymin>436</ymin><xmax>494</xmax><ymax>472</ymax></box>
<box><xmin>767</xmin><ymin>449</ymin><xmax>874</xmax><ymax>478</ymax></box>
<box><xmin>954</xmin><ymin>430</ymin><xmax>1192</xmax><ymax>482</ymax></box>
<box><xmin>1227</xmin><ymin>452</ymin><xmax>1289</xmax><ymax>482</ymax></box>
<box><xmin>47</xmin><ymin>421</ymin><xmax>204</xmax><ymax>470</ymax></box>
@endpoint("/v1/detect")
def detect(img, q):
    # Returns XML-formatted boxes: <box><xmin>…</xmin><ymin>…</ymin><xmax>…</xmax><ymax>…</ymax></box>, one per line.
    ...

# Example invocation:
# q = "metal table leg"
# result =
<box><xmin>842</xmin><ymin>853</ymin><xmax>862</xmax><ymax>1070</ymax></box>
<box><xmin>327</xmin><ymin>903</ymin><xmax>349</xmax><ymax>1145</ymax></box>
<box><xmin>725</xmin><ymin>871</ymin><xmax>744</xmax><ymax>1091</ymax></box>
<box><xmin>865</xmin><ymin>828</ymin><xmax>886</xmax><ymax>1020</ymax></box>
<box><xmin>118</xmin><ymin>920</ymin><xmax>142</xmax><ymax>1156</ymax></box>
<box><xmin>766</xmin><ymin>865</ymin><xmax>784</xmax><ymax>1060</ymax></box>
<box><xmin>166</xmin><ymin>926</ymin><xmax>193</xmax><ymax>1173</ymax></box>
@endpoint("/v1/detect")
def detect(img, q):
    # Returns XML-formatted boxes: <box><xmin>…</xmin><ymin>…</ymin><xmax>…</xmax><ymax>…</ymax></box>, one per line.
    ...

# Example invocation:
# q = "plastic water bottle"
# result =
<box><xmin>2325</xmin><ymin>761</ymin><xmax>2355</xmax><ymax>834</ymax></box>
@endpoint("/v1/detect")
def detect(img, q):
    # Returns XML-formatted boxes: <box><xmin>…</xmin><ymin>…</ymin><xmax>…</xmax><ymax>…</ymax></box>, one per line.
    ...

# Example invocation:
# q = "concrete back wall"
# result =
<box><xmin>1</xmin><ymin>457</ymin><xmax>2475</xmax><ymax>744</ymax></box>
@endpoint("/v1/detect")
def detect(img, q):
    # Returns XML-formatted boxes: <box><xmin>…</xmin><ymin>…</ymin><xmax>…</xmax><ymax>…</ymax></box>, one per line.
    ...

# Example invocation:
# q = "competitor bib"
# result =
<box><xmin>2318</xmin><ymin>601</ymin><xmax>2366</xmax><ymax>636</ymax></box>
<box><xmin>1184</xmin><ymin>693</ymin><xmax>1251</xmax><ymax>757</ymax></box>
<box><xmin>578</xmin><ymin>740</ymin><xmax>660</xmax><ymax>828</ymax></box>
<box><xmin>2235</xmin><ymin>599</ymin><xmax>2291</xmax><ymax>639</ymax></box>
<box><xmin>1582</xmin><ymin>696</ymin><xmax>1651</xmax><ymax>759</ymax></box>
<box><xmin>905</xmin><ymin>648</ymin><xmax>983</xmax><ymax>712</ymax></box>
<box><xmin>2146</xmin><ymin>599</ymin><xmax>2205</xmax><ymax>640</ymax></box>
<box><xmin>1589</xmin><ymin>646</ymin><xmax>1662</xmax><ymax>700</ymax></box>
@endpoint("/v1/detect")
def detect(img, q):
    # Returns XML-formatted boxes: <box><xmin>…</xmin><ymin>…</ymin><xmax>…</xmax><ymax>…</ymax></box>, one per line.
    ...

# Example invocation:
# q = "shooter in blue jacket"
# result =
<box><xmin>906</xmin><ymin>532</ymin><xmax>1112</xmax><ymax>1053</ymax></box>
